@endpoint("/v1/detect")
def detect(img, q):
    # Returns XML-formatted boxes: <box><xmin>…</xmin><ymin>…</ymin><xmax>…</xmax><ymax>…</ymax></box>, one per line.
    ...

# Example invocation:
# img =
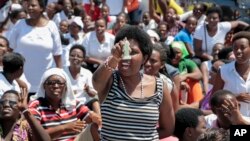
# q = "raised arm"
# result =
<box><xmin>230</xmin><ymin>20</ymin><xmax>249</xmax><ymax>30</ymax></box>
<box><xmin>18</xmin><ymin>88</ymin><xmax>51</xmax><ymax>141</ymax></box>
<box><xmin>194</xmin><ymin>38</ymin><xmax>213</xmax><ymax>60</ymax></box>
<box><xmin>92</xmin><ymin>42</ymin><xmax>123</xmax><ymax>103</ymax></box>
<box><xmin>149</xmin><ymin>0</ymin><xmax>161</xmax><ymax>23</ymax></box>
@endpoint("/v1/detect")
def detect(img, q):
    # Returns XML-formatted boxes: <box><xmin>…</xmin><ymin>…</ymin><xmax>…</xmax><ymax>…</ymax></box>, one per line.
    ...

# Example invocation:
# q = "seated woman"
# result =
<box><xmin>0</xmin><ymin>89</ymin><xmax>50</xmax><ymax>141</ymax></box>
<box><xmin>82</xmin><ymin>18</ymin><xmax>115</xmax><ymax>72</ymax></box>
<box><xmin>144</xmin><ymin>43</ymin><xmax>179</xmax><ymax>112</ymax></box>
<box><xmin>169</xmin><ymin>41</ymin><xmax>203</xmax><ymax>104</ymax></box>
<box><xmin>29</xmin><ymin>68</ymin><xmax>101</xmax><ymax>141</ymax></box>
<box><xmin>200</xmin><ymin>43</ymin><xmax>225</xmax><ymax>94</ymax></box>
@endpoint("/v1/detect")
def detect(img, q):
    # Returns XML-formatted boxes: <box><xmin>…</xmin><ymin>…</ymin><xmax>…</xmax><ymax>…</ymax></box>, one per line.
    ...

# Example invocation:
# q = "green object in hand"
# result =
<box><xmin>122</xmin><ymin>38</ymin><xmax>131</xmax><ymax>60</ymax></box>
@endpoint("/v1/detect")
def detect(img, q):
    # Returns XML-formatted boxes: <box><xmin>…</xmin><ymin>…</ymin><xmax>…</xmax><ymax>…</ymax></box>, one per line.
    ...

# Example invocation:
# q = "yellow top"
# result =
<box><xmin>155</xmin><ymin>0</ymin><xmax>184</xmax><ymax>15</ymax></box>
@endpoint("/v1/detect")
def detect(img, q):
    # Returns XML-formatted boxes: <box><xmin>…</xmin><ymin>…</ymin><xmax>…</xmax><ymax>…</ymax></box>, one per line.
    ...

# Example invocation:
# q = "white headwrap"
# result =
<box><xmin>31</xmin><ymin>68</ymin><xmax>76</xmax><ymax>109</ymax></box>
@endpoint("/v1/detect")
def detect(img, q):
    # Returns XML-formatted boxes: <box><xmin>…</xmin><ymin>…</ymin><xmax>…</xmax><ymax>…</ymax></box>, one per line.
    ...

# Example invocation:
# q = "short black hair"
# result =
<box><xmin>206</xmin><ymin>6</ymin><xmax>223</xmax><ymax>19</ymax></box>
<box><xmin>38</xmin><ymin>0</ymin><xmax>47</xmax><ymax>10</ymax></box>
<box><xmin>0</xmin><ymin>35</ymin><xmax>9</xmax><ymax>48</ymax></box>
<box><xmin>218</xmin><ymin>47</ymin><xmax>233</xmax><ymax>60</ymax></box>
<box><xmin>195</xmin><ymin>3</ymin><xmax>208</xmax><ymax>13</ymax></box>
<box><xmin>9</xmin><ymin>8</ymin><xmax>26</xmax><ymax>20</ymax></box>
<box><xmin>197</xmin><ymin>128</ymin><xmax>229</xmax><ymax>141</ymax></box>
<box><xmin>2</xmin><ymin>52</ymin><xmax>25</xmax><ymax>73</ymax></box>
<box><xmin>210</xmin><ymin>90</ymin><xmax>234</xmax><ymax>108</ymax></box>
<box><xmin>232</xmin><ymin>31</ymin><xmax>250</xmax><ymax>44</ymax></box>
<box><xmin>115</xmin><ymin>25</ymin><xmax>153</xmax><ymax>61</ymax></box>
<box><xmin>69</xmin><ymin>44</ymin><xmax>86</xmax><ymax>58</ymax></box>
<box><xmin>174</xmin><ymin>108</ymin><xmax>203</xmax><ymax>140</ymax></box>
<box><xmin>2</xmin><ymin>90</ymin><xmax>19</xmax><ymax>98</ymax></box>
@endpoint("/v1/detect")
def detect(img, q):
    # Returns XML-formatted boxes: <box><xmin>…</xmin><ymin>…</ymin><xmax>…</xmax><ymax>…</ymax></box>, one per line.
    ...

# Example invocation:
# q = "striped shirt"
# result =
<box><xmin>101</xmin><ymin>72</ymin><xmax>164</xmax><ymax>141</ymax></box>
<box><xmin>29</xmin><ymin>98</ymin><xmax>89</xmax><ymax>141</ymax></box>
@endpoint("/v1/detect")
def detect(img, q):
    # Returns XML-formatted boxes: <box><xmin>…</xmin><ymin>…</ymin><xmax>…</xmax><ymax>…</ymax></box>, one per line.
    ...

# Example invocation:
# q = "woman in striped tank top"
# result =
<box><xmin>93</xmin><ymin>26</ymin><xmax>175</xmax><ymax>141</ymax></box>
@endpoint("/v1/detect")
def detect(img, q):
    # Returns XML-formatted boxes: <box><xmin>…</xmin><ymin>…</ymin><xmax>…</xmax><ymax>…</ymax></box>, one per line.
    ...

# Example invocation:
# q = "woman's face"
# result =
<box><xmin>233</xmin><ymin>38</ymin><xmax>250</xmax><ymax>65</ymax></box>
<box><xmin>69</xmin><ymin>48</ymin><xmax>84</xmax><ymax>67</ymax></box>
<box><xmin>144</xmin><ymin>50</ymin><xmax>164</xmax><ymax>76</ymax></box>
<box><xmin>207</xmin><ymin>12</ymin><xmax>220</xmax><ymax>28</ymax></box>
<box><xmin>59</xmin><ymin>21</ymin><xmax>69</xmax><ymax>33</ymax></box>
<box><xmin>44</xmin><ymin>75</ymin><xmax>66</xmax><ymax>101</ymax></box>
<box><xmin>171</xmin><ymin>47</ymin><xmax>182</xmax><ymax>65</ymax></box>
<box><xmin>193</xmin><ymin>5</ymin><xmax>204</xmax><ymax>19</ymax></box>
<box><xmin>212</xmin><ymin>44</ymin><xmax>224</xmax><ymax>60</ymax></box>
<box><xmin>165</xmin><ymin>8</ymin><xmax>176</xmax><ymax>22</ymax></box>
<box><xmin>69</xmin><ymin>22</ymin><xmax>81</xmax><ymax>35</ymax></box>
<box><xmin>158</xmin><ymin>24</ymin><xmax>167</xmax><ymax>39</ymax></box>
<box><xmin>0</xmin><ymin>38</ymin><xmax>9</xmax><ymax>57</ymax></box>
<box><xmin>186</xmin><ymin>17</ymin><xmax>197</xmax><ymax>33</ymax></box>
<box><xmin>101</xmin><ymin>6</ymin><xmax>109</xmax><ymax>18</ymax></box>
<box><xmin>0</xmin><ymin>93</ymin><xmax>19</xmax><ymax>120</ymax></box>
<box><xmin>118</xmin><ymin>39</ymin><xmax>145</xmax><ymax>76</ymax></box>
<box><xmin>27</xmin><ymin>0</ymin><xmax>44</xmax><ymax>19</ymax></box>
<box><xmin>46</xmin><ymin>3</ymin><xmax>56</xmax><ymax>16</ymax></box>
<box><xmin>95</xmin><ymin>19</ymin><xmax>106</xmax><ymax>35</ymax></box>
<box><xmin>142</xmin><ymin>13</ymin><xmax>150</xmax><ymax>25</ymax></box>
<box><xmin>116</xmin><ymin>16</ymin><xmax>126</xmax><ymax>31</ymax></box>
<box><xmin>83</xmin><ymin>15</ymin><xmax>92</xmax><ymax>27</ymax></box>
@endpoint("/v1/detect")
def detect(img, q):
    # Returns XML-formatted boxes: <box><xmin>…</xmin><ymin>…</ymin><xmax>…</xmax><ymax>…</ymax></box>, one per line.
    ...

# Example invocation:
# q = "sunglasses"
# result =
<box><xmin>45</xmin><ymin>80</ymin><xmax>66</xmax><ymax>86</ymax></box>
<box><xmin>0</xmin><ymin>100</ymin><xmax>18</xmax><ymax>108</ymax></box>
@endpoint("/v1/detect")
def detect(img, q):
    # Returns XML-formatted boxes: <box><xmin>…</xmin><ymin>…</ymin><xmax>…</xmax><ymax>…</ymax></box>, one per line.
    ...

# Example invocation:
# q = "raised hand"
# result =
<box><xmin>84</xmin><ymin>84</ymin><xmax>97</xmax><ymax>97</ymax></box>
<box><xmin>220</xmin><ymin>99</ymin><xmax>243</xmax><ymax>125</ymax></box>
<box><xmin>17</xmin><ymin>88</ymin><xmax>29</xmax><ymax>112</ymax></box>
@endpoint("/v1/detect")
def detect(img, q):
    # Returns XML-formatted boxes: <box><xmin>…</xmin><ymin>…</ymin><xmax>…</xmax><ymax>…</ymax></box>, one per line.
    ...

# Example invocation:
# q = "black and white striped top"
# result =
<box><xmin>101</xmin><ymin>72</ymin><xmax>164</xmax><ymax>141</ymax></box>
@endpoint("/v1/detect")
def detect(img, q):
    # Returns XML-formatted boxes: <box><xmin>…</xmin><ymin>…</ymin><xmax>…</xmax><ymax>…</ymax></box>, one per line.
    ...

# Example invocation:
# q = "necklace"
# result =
<box><xmin>119</xmin><ymin>73</ymin><xmax>144</xmax><ymax>98</ymax></box>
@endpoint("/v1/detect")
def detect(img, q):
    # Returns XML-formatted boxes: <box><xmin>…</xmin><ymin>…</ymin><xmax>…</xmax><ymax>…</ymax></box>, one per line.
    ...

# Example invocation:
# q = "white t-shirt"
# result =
<box><xmin>205</xmin><ymin>114</ymin><xmax>250</xmax><ymax>128</ymax></box>
<box><xmin>142</xmin><ymin>19</ymin><xmax>157</xmax><ymax>31</ymax></box>
<box><xmin>64</xmin><ymin>66</ymin><xmax>94</xmax><ymax>103</ymax></box>
<box><xmin>193</xmin><ymin>22</ymin><xmax>231</xmax><ymax>55</ymax></box>
<box><xmin>220</xmin><ymin>61</ymin><xmax>250</xmax><ymax>116</ymax></box>
<box><xmin>62</xmin><ymin>32</ymin><xmax>85</xmax><ymax>67</ymax></box>
<box><xmin>9</xmin><ymin>19</ymin><xmax>62</xmax><ymax>92</ymax></box>
<box><xmin>0</xmin><ymin>73</ymin><xmax>20</xmax><ymax>97</ymax></box>
<box><xmin>82</xmin><ymin>31</ymin><xmax>115</xmax><ymax>61</ymax></box>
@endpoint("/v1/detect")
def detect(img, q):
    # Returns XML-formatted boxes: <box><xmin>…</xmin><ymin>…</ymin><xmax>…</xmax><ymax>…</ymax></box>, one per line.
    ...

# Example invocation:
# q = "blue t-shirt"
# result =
<box><xmin>174</xmin><ymin>29</ymin><xmax>193</xmax><ymax>49</ymax></box>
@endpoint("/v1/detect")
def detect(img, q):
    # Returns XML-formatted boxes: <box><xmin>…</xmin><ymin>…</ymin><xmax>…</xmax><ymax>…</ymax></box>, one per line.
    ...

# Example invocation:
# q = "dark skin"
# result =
<box><xmin>93</xmin><ymin>38</ymin><xmax>175</xmax><ymax>138</ymax></box>
<box><xmin>42</xmin><ymin>75</ymin><xmax>101</xmax><ymax>140</ymax></box>
<box><xmin>0</xmin><ymin>88</ymin><xmax>51</xmax><ymax>141</ymax></box>
<box><xmin>212</xmin><ymin>38</ymin><xmax>250</xmax><ymax>103</ymax></box>
<box><xmin>212</xmin><ymin>95</ymin><xmax>249</xmax><ymax>129</ymax></box>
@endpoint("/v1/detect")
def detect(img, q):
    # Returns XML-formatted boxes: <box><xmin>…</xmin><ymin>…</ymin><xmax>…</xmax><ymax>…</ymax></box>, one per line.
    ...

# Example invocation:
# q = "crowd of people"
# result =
<box><xmin>0</xmin><ymin>0</ymin><xmax>250</xmax><ymax>141</ymax></box>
